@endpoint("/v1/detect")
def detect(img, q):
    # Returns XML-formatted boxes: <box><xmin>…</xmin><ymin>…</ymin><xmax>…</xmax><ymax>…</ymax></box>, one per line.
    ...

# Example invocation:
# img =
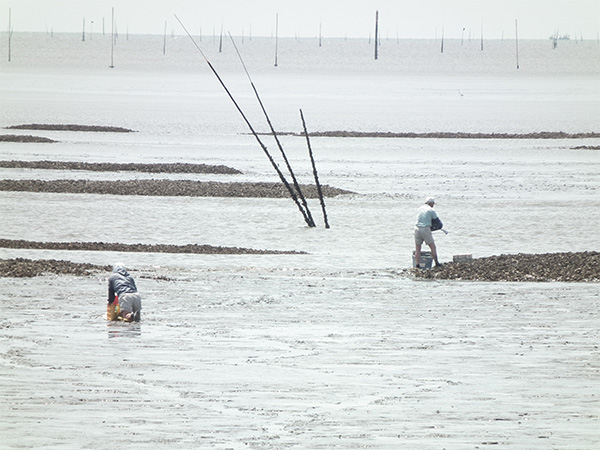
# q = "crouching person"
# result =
<box><xmin>108</xmin><ymin>263</ymin><xmax>141</xmax><ymax>322</ymax></box>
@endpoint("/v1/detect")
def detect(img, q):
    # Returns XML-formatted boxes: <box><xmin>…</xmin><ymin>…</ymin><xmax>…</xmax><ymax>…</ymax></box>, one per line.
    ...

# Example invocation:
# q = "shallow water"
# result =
<box><xmin>0</xmin><ymin>34</ymin><xmax>599</xmax><ymax>448</ymax></box>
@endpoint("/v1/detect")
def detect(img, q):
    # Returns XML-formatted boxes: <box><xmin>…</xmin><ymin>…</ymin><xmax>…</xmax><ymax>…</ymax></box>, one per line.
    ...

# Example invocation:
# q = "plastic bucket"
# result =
<box><xmin>412</xmin><ymin>250</ymin><xmax>433</xmax><ymax>269</ymax></box>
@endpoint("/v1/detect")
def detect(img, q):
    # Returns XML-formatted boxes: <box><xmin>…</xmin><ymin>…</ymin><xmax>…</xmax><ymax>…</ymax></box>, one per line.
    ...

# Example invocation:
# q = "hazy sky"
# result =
<box><xmin>1</xmin><ymin>0</ymin><xmax>598</xmax><ymax>39</ymax></box>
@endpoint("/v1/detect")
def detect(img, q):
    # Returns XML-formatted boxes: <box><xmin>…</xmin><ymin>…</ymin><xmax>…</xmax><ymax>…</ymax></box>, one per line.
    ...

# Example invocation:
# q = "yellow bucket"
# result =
<box><xmin>107</xmin><ymin>296</ymin><xmax>119</xmax><ymax>321</ymax></box>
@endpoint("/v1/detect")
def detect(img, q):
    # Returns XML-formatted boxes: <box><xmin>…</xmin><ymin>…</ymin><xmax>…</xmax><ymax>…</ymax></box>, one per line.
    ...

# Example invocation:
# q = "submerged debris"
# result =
<box><xmin>6</xmin><ymin>124</ymin><xmax>134</xmax><ymax>133</ymax></box>
<box><xmin>0</xmin><ymin>239</ymin><xmax>306</xmax><ymax>255</ymax></box>
<box><xmin>415</xmin><ymin>252</ymin><xmax>600</xmax><ymax>282</ymax></box>
<box><xmin>571</xmin><ymin>145</ymin><xmax>600</xmax><ymax>150</ymax></box>
<box><xmin>0</xmin><ymin>179</ymin><xmax>353</xmax><ymax>198</ymax></box>
<box><xmin>0</xmin><ymin>258</ymin><xmax>110</xmax><ymax>277</ymax></box>
<box><xmin>0</xmin><ymin>160</ymin><xmax>242</xmax><ymax>175</ymax></box>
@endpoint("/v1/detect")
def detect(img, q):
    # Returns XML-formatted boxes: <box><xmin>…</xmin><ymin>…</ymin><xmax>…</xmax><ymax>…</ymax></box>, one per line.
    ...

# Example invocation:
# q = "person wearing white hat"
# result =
<box><xmin>414</xmin><ymin>197</ymin><xmax>443</xmax><ymax>268</ymax></box>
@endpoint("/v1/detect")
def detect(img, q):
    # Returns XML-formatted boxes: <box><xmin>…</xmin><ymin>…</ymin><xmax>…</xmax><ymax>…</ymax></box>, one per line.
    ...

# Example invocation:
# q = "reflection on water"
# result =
<box><xmin>107</xmin><ymin>321</ymin><xmax>142</xmax><ymax>339</ymax></box>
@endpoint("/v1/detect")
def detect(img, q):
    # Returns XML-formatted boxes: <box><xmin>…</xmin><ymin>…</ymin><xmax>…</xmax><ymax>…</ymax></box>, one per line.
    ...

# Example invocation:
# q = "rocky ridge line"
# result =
<box><xmin>415</xmin><ymin>252</ymin><xmax>600</xmax><ymax>282</ymax></box>
<box><xmin>0</xmin><ymin>239</ymin><xmax>306</xmax><ymax>255</ymax></box>
<box><xmin>0</xmin><ymin>179</ymin><xmax>352</xmax><ymax>198</ymax></box>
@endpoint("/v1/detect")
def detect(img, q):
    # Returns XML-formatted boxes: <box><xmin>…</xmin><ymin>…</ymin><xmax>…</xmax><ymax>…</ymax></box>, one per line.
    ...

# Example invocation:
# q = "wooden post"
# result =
<box><xmin>274</xmin><ymin>13</ymin><xmax>278</xmax><ymax>66</ymax></box>
<box><xmin>219</xmin><ymin>22</ymin><xmax>223</xmax><ymax>52</ymax></box>
<box><xmin>110</xmin><ymin>7</ymin><xmax>114</xmax><ymax>68</ymax></box>
<box><xmin>374</xmin><ymin>10</ymin><xmax>379</xmax><ymax>60</ymax></box>
<box><xmin>440</xmin><ymin>27</ymin><xmax>444</xmax><ymax>53</ymax></box>
<box><xmin>8</xmin><ymin>8</ymin><xmax>11</xmax><ymax>62</ymax></box>
<box><xmin>163</xmin><ymin>20</ymin><xmax>167</xmax><ymax>55</ymax></box>
<box><xmin>319</xmin><ymin>22</ymin><xmax>322</xmax><ymax>47</ymax></box>
<box><xmin>515</xmin><ymin>19</ymin><xmax>520</xmax><ymax>69</ymax></box>
<box><xmin>82</xmin><ymin>17</ymin><xmax>86</xmax><ymax>41</ymax></box>
<box><xmin>480</xmin><ymin>22</ymin><xmax>484</xmax><ymax>51</ymax></box>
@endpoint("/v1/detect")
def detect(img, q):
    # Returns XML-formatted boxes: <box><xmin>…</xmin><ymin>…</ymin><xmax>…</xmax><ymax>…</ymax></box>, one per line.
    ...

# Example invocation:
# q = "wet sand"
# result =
<box><xmin>1</xmin><ymin>79</ymin><xmax>599</xmax><ymax>446</ymax></box>
<box><xmin>0</xmin><ymin>265</ymin><xmax>598</xmax><ymax>448</ymax></box>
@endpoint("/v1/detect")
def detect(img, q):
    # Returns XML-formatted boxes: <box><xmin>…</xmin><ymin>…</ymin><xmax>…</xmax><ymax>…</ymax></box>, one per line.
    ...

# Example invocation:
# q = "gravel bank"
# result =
<box><xmin>3</xmin><ymin>252</ymin><xmax>598</xmax><ymax>281</ymax></box>
<box><xmin>6</xmin><ymin>124</ymin><xmax>134</xmax><ymax>132</ymax></box>
<box><xmin>415</xmin><ymin>252</ymin><xmax>600</xmax><ymax>282</ymax></box>
<box><xmin>0</xmin><ymin>135</ymin><xmax>57</xmax><ymax>143</ymax></box>
<box><xmin>0</xmin><ymin>239</ymin><xmax>305</xmax><ymax>257</ymax></box>
<box><xmin>0</xmin><ymin>179</ymin><xmax>352</xmax><ymax>198</ymax></box>
<box><xmin>0</xmin><ymin>258</ymin><xmax>111</xmax><ymax>277</ymax></box>
<box><xmin>0</xmin><ymin>160</ymin><xmax>242</xmax><ymax>174</ymax></box>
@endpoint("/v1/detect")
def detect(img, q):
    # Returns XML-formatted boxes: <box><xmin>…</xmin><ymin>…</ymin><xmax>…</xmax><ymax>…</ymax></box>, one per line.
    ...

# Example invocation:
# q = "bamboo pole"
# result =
<box><xmin>229</xmin><ymin>32</ymin><xmax>315</xmax><ymax>227</ymax></box>
<box><xmin>175</xmin><ymin>15</ymin><xmax>314</xmax><ymax>227</ymax></box>
<box><xmin>300</xmin><ymin>109</ymin><xmax>329</xmax><ymax>228</ymax></box>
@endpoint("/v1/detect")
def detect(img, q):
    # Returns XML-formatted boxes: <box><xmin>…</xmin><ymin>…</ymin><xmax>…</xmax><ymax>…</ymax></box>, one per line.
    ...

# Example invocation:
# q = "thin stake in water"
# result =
<box><xmin>515</xmin><ymin>19</ymin><xmax>520</xmax><ymax>69</ymax></box>
<box><xmin>274</xmin><ymin>13</ymin><xmax>278</xmax><ymax>67</ymax></box>
<box><xmin>300</xmin><ymin>109</ymin><xmax>329</xmax><ymax>228</ymax></box>
<box><xmin>163</xmin><ymin>21</ymin><xmax>167</xmax><ymax>55</ymax></box>
<box><xmin>374</xmin><ymin>10</ymin><xmax>379</xmax><ymax>60</ymax></box>
<box><xmin>8</xmin><ymin>7</ymin><xmax>12</xmax><ymax>62</ymax></box>
<box><xmin>110</xmin><ymin>7</ymin><xmax>115</xmax><ymax>68</ymax></box>
<box><xmin>175</xmin><ymin>15</ymin><xmax>314</xmax><ymax>227</ymax></box>
<box><xmin>228</xmin><ymin>32</ymin><xmax>315</xmax><ymax>227</ymax></box>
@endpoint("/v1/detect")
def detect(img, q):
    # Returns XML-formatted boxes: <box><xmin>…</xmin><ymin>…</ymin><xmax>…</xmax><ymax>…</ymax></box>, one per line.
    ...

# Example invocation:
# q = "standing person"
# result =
<box><xmin>108</xmin><ymin>263</ymin><xmax>142</xmax><ymax>322</ymax></box>
<box><xmin>414</xmin><ymin>197</ymin><xmax>443</xmax><ymax>268</ymax></box>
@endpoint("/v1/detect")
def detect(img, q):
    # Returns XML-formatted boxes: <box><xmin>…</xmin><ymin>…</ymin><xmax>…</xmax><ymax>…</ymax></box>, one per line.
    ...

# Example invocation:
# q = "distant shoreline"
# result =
<box><xmin>2</xmin><ymin>31</ymin><xmax>572</xmax><ymax>41</ymax></box>
<box><xmin>276</xmin><ymin>131</ymin><xmax>600</xmax><ymax>139</ymax></box>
